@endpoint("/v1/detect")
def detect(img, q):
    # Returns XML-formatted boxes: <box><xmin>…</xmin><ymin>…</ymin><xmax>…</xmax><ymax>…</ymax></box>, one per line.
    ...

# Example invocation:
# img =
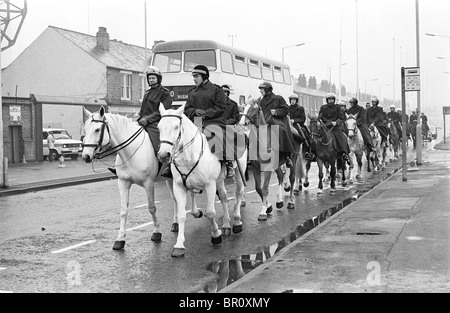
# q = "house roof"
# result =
<box><xmin>51</xmin><ymin>26</ymin><xmax>150</xmax><ymax>72</ymax></box>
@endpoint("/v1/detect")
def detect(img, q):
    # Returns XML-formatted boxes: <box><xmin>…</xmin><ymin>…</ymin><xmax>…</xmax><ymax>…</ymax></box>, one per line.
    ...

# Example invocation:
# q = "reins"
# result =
<box><xmin>159</xmin><ymin>114</ymin><xmax>205</xmax><ymax>193</ymax></box>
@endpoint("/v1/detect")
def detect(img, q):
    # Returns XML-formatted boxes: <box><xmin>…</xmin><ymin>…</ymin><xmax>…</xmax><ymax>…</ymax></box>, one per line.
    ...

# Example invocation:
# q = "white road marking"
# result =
<box><xmin>126</xmin><ymin>222</ymin><xmax>153</xmax><ymax>231</ymax></box>
<box><xmin>51</xmin><ymin>240</ymin><xmax>97</xmax><ymax>254</ymax></box>
<box><xmin>0</xmin><ymin>267</ymin><xmax>6</xmax><ymax>271</ymax></box>
<box><xmin>134</xmin><ymin>201</ymin><xmax>160</xmax><ymax>209</ymax></box>
<box><xmin>215</xmin><ymin>197</ymin><xmax>235</xmax><ymax>204</ymax></box>
<box><xmin>0</xmin><ymin>290</ymin><xmax>13</xmax><ymax>293</ymax></box>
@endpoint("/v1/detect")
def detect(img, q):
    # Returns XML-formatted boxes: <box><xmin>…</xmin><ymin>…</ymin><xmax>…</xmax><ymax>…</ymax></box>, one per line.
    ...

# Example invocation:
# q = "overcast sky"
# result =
<box><xmin>2</xmin><ymin>0</ymin><xmax>450</xmax><ymax>112</ymax></box>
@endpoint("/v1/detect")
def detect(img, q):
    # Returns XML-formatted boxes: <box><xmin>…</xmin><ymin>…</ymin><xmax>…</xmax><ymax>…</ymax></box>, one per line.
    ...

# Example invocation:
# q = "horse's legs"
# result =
<box><xmin>257</xmin><ymin>170</ymin><xmax>273</xmax><ymax>221</ymax></box>
<box><xmin>329</xmin><ymin>162</ymin><xmax>337</xmax><ymax>194</ymax></box>
<box><xmin>232</xmin><ymin>155</ymin><xmax>246</xmax><ymax>234</ymax></box>
<box><xmin>347</xmin><ymin>151</ymin><xmax>355</xmax><ymax>184</ymax></box>
<box><xmin>113</xmin><ymin>179</ymin><xmax>132</xmax><ymax>250</ymax></box>
<box><xmin>166</xmin><ymin>180</ymin><xmax>179</xmax><ymax>232</ymax></box>
<box><xmin>205</xmin><ymin>183</ymin><xmax>222</xmax><ymax>245</ymax></box>
<box><xmin>172</xmin><ymin>184</ymin><xmax>188</xmax><ymax>257</ymax></box>
<box><xmin>303</xmin><ymin>160</ymin><xmax>311</xmax><ymax>188</ymax></box>
<box><xmin>317</xmin><ymin>160</ymin><xmax>324</xmax><ymax>195</ymax></box>
<box><xmin>356</xmin><ymin>152</ymin><xmax>364</xmax><ymax>182</ymax></box>
<box><xmin>275</xmin><ymin>167</ymin><xmax>284</xmax><ymax>209</ymax></box>
<box><xmin>145</xmin><ymin>180</ymin><xmax>163</xmax><ymax>242</ymax></box>
<box><xmin>251</xmin><ymin>161</ymin><xmax>263</xmax><ymax>201</ymax></box>
<box><xmin>216</xmin><ymin>171</ymin><xmax>231</xmax><ymax>236</ymax></box>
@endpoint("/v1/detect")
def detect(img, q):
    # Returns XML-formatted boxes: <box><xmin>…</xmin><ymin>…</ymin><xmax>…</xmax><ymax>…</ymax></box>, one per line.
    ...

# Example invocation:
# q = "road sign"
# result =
<box><xmin>404</xmin><ymin>67</ymin><xmax>420</xmax><ymax>91</ymax></box>
<box><xmin>443</xmin><ymin>106</ymin><xmax>450</xmax><ymax>115</ymax></box>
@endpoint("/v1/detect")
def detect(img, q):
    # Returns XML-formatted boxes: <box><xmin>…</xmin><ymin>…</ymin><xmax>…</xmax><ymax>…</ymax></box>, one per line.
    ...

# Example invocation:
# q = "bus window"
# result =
<box><xmin>248</xmin><ymin>59</ymin><xmax>262</xmax><ymax>79</ymax></box>
<box><xmin>221</xmin><ymin>51</ymin><xmax>233</xmax><ymax>74</ymax></box>
<box><xmin>153</xmin><ymin>51</ymin><xmax>182</xmax><ymax>73</ymax></box>
<box><xmin>234</xmin><ymin>55</ymin><xmax>249</xmax><ymax>77</ymax></box>
<box><xmin>273</xmin><ymin>66</ymin><xmax>283</xmax><ymax>83</ymax></box>
<box><xmin>184</xmin><ymin>50</ymin><xmax>217</xmax><ymax>72</ymax></box>
<box><xmin>262</xmin><ymin>63</ymin><xmax>273</xmax><ymax>81</ymax></box>
<box><xmin>283</xmin><ymin>68</ymin><xmax>292</xmax><ymax>85</ymax></box>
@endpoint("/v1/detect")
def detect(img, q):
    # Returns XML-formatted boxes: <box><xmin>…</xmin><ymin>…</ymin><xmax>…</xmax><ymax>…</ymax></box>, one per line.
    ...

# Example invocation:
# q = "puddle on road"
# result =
<box><xmin>201</xmin><ymin>197</ymin><xmax>355</xmax><ymax>293</ymax></box>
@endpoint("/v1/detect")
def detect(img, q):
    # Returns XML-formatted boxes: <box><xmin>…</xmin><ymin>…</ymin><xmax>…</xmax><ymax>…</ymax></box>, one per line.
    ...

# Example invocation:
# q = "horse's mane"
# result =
<box><xmin>104</xmin><ymin>113</ymin><xmax>141</xmax><ymax>133</ymax></box>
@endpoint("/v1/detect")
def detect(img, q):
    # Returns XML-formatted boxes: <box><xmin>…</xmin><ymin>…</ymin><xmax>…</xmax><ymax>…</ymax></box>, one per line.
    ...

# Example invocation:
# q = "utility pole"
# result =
<box><xmin>0</xmin><ymin>0</ymin><xmax>28</xmax><ymax>187</ymax></box>
<box><xmin>415</xmin><ymin>0</ymin><xmax>422</xmax><ymax>165</ymax></box>
<box><xmin>355</xmin><ymin>0</ymin><xmax>360</xmax><ymax>101</ymax></box>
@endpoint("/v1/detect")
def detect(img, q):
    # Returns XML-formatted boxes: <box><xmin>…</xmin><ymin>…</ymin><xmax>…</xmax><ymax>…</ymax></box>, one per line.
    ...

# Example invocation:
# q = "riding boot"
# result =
<box><xmin>161</xmin><ymin>163</ymin><xmax>173</xmax><ymax>179</ymax></box>
<box><xmin>342</xmin><ymin>153</ymin><xmax>349</xmax><ymax>162</ymax></box>
<box><xmin>226</xmin><ymin>161</ymin><xmax>235</xmax><ymax>178</ymax></box>
<box><xmin>285</xmin><ymin>153</ymin><xmax>294</xmax><ymax>168</ymax></box>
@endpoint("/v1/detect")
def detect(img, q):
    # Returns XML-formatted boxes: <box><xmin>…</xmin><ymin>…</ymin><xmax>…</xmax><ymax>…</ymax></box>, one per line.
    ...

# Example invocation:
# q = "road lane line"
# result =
<box><xmin>215</xmin><ymin>197</ymin><xmax>235</xmax><ymax>204</ymax></box>
<box><xmin>0</xmin><ymin>267</ymin><xmax>6</xmax><ymax>271</ymax></box>
<box><xmin>51</xmin><ymin>240</ymin><xmax>97</xmax><ymax>254</ymax></box>
<box><xmin>0</xmin><ymin>290</ymin><xmax>13</xmax><ymax>293</ymax></box>
<box><xmin>134</xmin><ymin>201</ymin><xmax>160</xmax><ymax>209</ymax></box>
<box><xmin>127</xmin><ymin>222</ymin><xmax>153</xmax><ymax>231</ymax></box>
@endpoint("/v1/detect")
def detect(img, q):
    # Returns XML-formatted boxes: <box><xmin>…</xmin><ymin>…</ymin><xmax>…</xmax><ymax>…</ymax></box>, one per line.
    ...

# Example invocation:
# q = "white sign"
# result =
<box><xmin>9</xmin><ymin>105</ymin><xmax>21</xmax><ymax>122</ymax></box>
<box><xmin>405</xmin><ymin>67</ymin><xmax>420</xmax><ymax>91</ymax></box>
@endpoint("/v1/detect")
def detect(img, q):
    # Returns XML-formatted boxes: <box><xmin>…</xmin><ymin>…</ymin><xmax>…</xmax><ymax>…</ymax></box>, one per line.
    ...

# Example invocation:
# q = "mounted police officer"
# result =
<box><xmin>258</xmin><ymin>82</ymin><xmax>295</xmax><ymax>168</ymax></box>
<box><xmin>161</xmin><ymin>64</ymin><xmax>227</xmax><ymax>178</ymax></box>
<box><xmin>366</xmin><ymin>96</ymin><xmax>390</xmax><ymax>147</ymax></box>
<box><xmin>346</xmin><ymin>97</ymin><xmax>374</xmax><ymax>151</ymax></box>
<box><xmin>288</xmin><ymin>93</ymin><xmax>314</xmax><ymax>161</ymax></box>
<box><xmin>318</xmin><ymin>93</ymin><xmax>350</xmax><ymax>161</ymax></box>
<box><xmin>222</xmin><ymin>84</ymin><xmax>240</xmax><ymax>177</ymax></box>
<box><xmin>387</xmin><ymin>104</ymin><xmax>402</xmax><ymax>136</ymax></box>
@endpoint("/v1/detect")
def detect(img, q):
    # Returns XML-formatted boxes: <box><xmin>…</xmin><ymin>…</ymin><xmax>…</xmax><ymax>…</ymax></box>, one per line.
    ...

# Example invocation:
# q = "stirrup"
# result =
<box><xmin>285</xmin><ymin>157</ymin><xmax>293</xmax><ymax>168</ymax></box>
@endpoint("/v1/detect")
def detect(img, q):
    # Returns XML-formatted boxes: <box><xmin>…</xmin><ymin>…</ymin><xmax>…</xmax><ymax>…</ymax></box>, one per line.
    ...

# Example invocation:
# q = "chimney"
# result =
<box><xmin>96</xmin><ymin>27</ymin><xmax>109</xmax><ymax>51</ymax></box>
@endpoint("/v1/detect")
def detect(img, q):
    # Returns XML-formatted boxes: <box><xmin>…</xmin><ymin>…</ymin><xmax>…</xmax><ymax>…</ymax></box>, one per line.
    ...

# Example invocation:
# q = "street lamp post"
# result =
<box><xmin>282</xmin><ymin>42</ymin><xmax>305</xmax><ymax>63</ymax></box>
<box><xmin>328</xmin><ymin>62</ymin><xmax>347</xmax><ymax>93</ymax></box>
<box><xmin>364</xmin><ymin>78</ymin><xmax>378</xmax><ymax>100</ymax></box>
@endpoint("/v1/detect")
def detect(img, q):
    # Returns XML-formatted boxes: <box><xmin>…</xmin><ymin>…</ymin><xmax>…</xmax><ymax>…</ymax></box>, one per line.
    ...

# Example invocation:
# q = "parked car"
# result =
<box><xmin>43</xmin><ymin>128</ymin><xmax>83</xmax><ymax>160</ymax></box>
<box><xmin>427</xmin><ymin>126</ymin><xmax>437</xmax><ymax>141</ymax></box>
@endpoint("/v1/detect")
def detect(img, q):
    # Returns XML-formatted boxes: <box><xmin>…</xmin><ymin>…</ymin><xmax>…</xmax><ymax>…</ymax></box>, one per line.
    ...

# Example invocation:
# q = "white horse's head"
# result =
<box><xmin>345</xmin><ymin>113</ymin><xmax>358</xmax><ymax>139</ymax></box>
<box><xmin>239</xmin><ymin>97</ymin><xmax>263</xmax><ymax>126</ymax></box>
<box><xmin>82</xmin><ymin>106</ymin><xmax>111</xmax><ymax>163</ymax></box>
<box><xmin>157</xmin><ymin>103</ymin><xmax>185</xmax><ymax>164</ymax></box>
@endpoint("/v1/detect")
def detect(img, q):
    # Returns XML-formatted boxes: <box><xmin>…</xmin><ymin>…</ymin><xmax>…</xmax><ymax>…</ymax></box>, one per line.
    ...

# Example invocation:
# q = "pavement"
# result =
<box><xmin>220</xmin><ymin>138</ymin><xmax>450</xmax><ymax>293</ymax></box>
<box><xmin>1</xmin><ymin>139</ymin><xmax>449</xmax><ymax>293</ymax></box>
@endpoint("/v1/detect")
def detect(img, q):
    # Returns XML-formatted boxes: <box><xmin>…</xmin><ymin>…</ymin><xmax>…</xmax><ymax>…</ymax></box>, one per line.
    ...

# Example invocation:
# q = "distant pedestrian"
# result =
<box><xmin>47</xmin><ymin>132</ymin><xmax>58</xmax><ymax>161</ymax></box>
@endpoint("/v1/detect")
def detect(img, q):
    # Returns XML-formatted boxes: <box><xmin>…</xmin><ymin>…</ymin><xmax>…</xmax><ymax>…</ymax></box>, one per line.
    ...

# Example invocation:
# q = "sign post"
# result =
<box><xmin>401</xmin><ymin>67</ymin><xmax>421</xmax><ymax>181</ymax></box>
<box><xmin>443</xmin><ymin>106</ymin><xmax>450</xmax><ymax>143</ymax></box>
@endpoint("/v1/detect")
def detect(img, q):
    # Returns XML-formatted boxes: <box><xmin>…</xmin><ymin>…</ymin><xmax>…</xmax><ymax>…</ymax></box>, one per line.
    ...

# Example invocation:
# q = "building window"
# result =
<box><xmin>140</xmin><ymin>74</ymin><xmax>147</xmax><ymax>101</ymax></box>
<box><xmin>121</xmin><ymin>71</ymin><xmax>132</xmax><ymax>100</ymax></box>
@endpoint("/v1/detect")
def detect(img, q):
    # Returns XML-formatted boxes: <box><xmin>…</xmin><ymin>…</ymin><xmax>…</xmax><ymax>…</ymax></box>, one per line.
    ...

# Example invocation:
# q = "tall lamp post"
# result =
<box><xmin>364</xmin><ymin>78</ymin><xmax>378</xmax><ymax>100</ymax></box>
<box><xmin>329</xmin><ymin>62</ymin><xmax>347</xmax><ymax>93</ymax></box>
<box><xmin>282</xmin><ymin>42</ymin><xmax>305</xmax><ymax>63</ymax></box>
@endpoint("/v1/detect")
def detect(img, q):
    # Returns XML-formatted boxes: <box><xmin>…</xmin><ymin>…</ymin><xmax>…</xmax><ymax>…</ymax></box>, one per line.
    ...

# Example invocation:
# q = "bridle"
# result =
<box><xmin>82</xmin><ymin>114</ymin><xmax>145</xmax><ymax>160</ymax></box>
<box><xmin>346</xmin><ymin>116</ymin><xmax>358</xmax><ymax>136</ymax></box>
<box><xmin>159</xmin><ymin>114</ymin><xmax>204</xmax><ymax>192</ymax></box>
<box><xmin>310</xmin><ymin>119</ymin><xmax>334</xmax><ymax>146</ymax></box>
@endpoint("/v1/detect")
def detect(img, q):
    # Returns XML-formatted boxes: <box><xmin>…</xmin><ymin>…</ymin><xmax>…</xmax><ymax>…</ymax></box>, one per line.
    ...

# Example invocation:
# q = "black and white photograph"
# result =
<box><xmin>1</xmin><ymin>0</ymin><xmax>449</xmax><ymax>298</ymax></box>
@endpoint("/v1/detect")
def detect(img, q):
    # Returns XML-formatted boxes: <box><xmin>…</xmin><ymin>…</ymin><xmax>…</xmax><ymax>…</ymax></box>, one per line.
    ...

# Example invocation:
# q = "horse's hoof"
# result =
<box><xmin>303</xmin><ymin>182</ymin><xmax>309</xmax><ymax>188</ymax></box>
<box><xmin>211</xmin><ymin>235</ymin><xmax>222</xmax><ymax>245</ymax></box>
<box><xmin>192</xmin><ymin>210</ymin><xmax>203</xmax><ymax>218</ymax></box>
<box><xmin>113</xmin><ymin>241</ymin><xmax>125</xmax><ymax>250</ymax></box>
<box><xmin>151</xmin><ymin>232</ymin><xmax>162</xmax><ymax>242</ymax></box>
<box><xmin>317</xmin><ymin>190</ymin><xmax>323</xmax><ymax>196</ymax></box>
<box><xmin>294</xmin><ymin>189</ymin><xmax>300</xmax><ymax>195</ymax></box>
<box><xmin>222</xmin><ymin>227</ymin><xmax>231</xmax><ymax>236</ymax></box>
<box><xmin>233</xmin><ymin>225</ymin><xmax>243</xmax><ymax>234</ymax></box>
<box><xmin>171</xmin><ymin>247</ymin><xmax>185</xmax><ymax>258</ymax></box>
<box><xmin>342</xmin><ymin>181</ymin><xmax>347</xmax><ymax>187</ymax></box>
<box><xmin>258</xmin><ymin>214</ymin><xmax>268</xmax><ymax>221</ymax></box>
<box><xmin>241</xmin><ymin>200</ymin><xmax>246</xmax><ymax>207</ymax></box>
<box><xmin>330</xmin><ymin>189</ymin><xmax>337</xmax><ymax>195</ymax></box>
<box><xmin>266</xmin><ymin>205</ymin><xmax>273</xmax><ymax>214</ymax></box>
<box><xmin>287</xmin><ymin>202</ymin><xmax>295</xmax><ymax>210</ymax></box>
<box><xmin>171</xmin><ymin>223</ymin><xmax>179</xmax><ymax>232</ymax></box>
<box><xmin>348</xmin><ymin>179</ymin><xmax>353</xmax><ymax>184</ymax></box>
<box><xmin>284</xmin><ymin>186</ymin><xmax>291</xmax><ymax>192</ymax></box>
<box><xmin>276</xmin><ymin>201</ymin><xmax>284</xmax><ymax>209</ymax></box>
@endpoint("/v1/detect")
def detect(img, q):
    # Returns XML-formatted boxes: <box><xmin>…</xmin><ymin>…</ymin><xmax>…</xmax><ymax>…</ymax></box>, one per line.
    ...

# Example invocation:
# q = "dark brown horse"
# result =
<box><xmin>308</xmin><ymin>116</ymin><xmax>347</xmax><ymax>195</ymax></box>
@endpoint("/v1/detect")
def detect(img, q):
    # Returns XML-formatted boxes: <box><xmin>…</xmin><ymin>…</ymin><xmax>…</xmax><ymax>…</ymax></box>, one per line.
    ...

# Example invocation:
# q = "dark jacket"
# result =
<box><xmin>367</xmin><ymin>105</ymin><xmax>390</xmax><ymax>138</ymax></box>
<box><xmin>223</xmin><ymin>97</ymin><xmax>240</xmax><ymax>125</ymax></box>
<box><xmin>346</xmin><ymin>104</ymin><xmax>367</xmax><ymax>127</ymax></box>
<box><xmin>184</xmin><ymin>80</ymin><xmax>227</xmax><ymax>128</ymax></box>
<box><xmin>387</xmin><ymin>111</ymin><xmax>401</xmax><ymax>122</ymax></box>
<box><xmin>138</xmin><ymin>84</ymin><xmax>173</xmax><ymax>124</ymax></box>
<box><xmin>318</xmin><ymin>103</ymin><xmax>349</xmax><ymax>154</ymax></box>
<box><xmin>289</xmin><ymin>104</ymin><xmax>306</xmax><ymax>125</ymax></box>
<box><xmin>259</xmin><ymin>92</ymin><xmax>295</xmax><ymax>153</ymax></box>
<box><xmin>137</xmin><ymin>84</ymin><xmax>173</xmax><ymax>154</ymax></box>
<box><xmin>409</xmin><ymin>113</ymin><xmax>418</xmax><ymax>125</ymax></box>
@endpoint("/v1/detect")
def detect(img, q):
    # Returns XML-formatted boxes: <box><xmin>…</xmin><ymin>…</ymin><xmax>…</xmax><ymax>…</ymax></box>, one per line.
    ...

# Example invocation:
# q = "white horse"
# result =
<box><xmin>82</xmin><ymin>106</ymin><xmax>174</xmax><ymax>251</ymax></box>
<box><xmin>157</xmin><ymin>104</ymin><xmax>248</xmax><ymax>258</ymax></box>
<box><xmin>345</xmin><ymin>113</ymin><xmax>371</xmax><ymax>183</ymax></box>
<box><xmin>368</xmin><ymin>125</ymin><xmax>387</xmax><ymax>172</ymax></box>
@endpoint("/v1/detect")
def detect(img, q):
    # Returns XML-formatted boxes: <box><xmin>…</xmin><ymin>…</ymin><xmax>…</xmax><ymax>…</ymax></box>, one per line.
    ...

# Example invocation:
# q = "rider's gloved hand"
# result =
<box><xmin>138</xmin><ymin>118</ymin><xmax>149</xmax><ymax>126</ymax></box>
<box><xmin>195</xmin><ymin>109</ymin><xmax>206</xmax><ymax>117</ymax></box>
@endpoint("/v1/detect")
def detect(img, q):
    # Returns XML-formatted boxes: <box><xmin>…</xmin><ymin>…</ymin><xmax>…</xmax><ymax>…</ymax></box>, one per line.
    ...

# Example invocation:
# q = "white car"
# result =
<box><xmin>43</xmin><ymin>128</ymin><xmax>83</xmax><ymax>160</ymax></box>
